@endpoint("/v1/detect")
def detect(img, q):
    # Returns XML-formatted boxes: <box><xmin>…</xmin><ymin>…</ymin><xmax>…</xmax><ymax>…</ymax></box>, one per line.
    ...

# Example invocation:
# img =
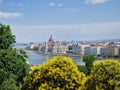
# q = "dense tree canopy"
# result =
<box><xmin>0</xmin><ymin>50</ymin><xmax>29</xmax><ymax>85</ymax></box>
<box><xmin>0</xmin><ymin>23</ymin><xmax>15</xmax><ymax>49</ymax></box>
<box><xmin>0</xmin><ymin>23</ymin><xmax>30</xmax><ymax>90</ymax></box>
<box><xmin>22</xmin><ymin>56</ymin><xmax>86</xmax><ymax>90</ymax></box>
<box><xmin>83</xmin><ymin>59</ymin><xmax>120</xmax><ymax>90</ymax></box>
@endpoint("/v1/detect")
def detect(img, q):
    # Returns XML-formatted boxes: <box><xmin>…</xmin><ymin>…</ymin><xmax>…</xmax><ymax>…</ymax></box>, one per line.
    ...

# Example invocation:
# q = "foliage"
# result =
<box><xmin>77</xmin><ymin>65</ymin><xmax>88</xmax><ymax>75</ymax></box>
<box><xmin>22</xmin><ymin>56</ymin><xmax>86</xmax><ymax>90</ymax></box>
<box><xmin>0</xmin><ymin>23</ymin><xmax>15</xmax><ymax>49</ymax></box>
<box><xmin>83</xmin><ymin>59</ymin><xmax>120</xmax><ymax>90</ymax></box>
<box><xmin>83</xmin><ymin>55</ymin><xmax>95</xmax><ymax>75</ymax></box>
<box><xmin>0</xmin><ymin>75</ymin><xmax>18</xmax><ymax>90</ymax></box>
<box><xmin>0</xmin><ymin>23</ymin><xmax>30</xmax><ymax>90</ymax></box>
<box><xmin>66</xmin><ymin>50</ymin><xmax>73</xmax><ymax>53</ymax></box>
<box><xmin>18</xmin><ymin>49</ymin><xmax>28</xmax><ymax>58</ymax></box>
<box><xmin>0</xmin><ymin>49</ymin><xmax>30</xmax><ymax>89</ymax></box>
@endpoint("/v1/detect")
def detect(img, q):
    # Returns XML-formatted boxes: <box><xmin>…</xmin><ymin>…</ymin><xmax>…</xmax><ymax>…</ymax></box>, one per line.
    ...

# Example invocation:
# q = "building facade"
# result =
<box><xmin>84</xmin><ymin>46</ymin><xmax>101</xmax><ymax>55</ymax></box>
<box><xmin>38</xmin><ymin>35</ymin><xmax>68</xmax><ymax>54</ymax></box>
<box><xmin>100</xmin><ymin>46</ymin><xmax>120</xmax><ymax>57</ymax></box>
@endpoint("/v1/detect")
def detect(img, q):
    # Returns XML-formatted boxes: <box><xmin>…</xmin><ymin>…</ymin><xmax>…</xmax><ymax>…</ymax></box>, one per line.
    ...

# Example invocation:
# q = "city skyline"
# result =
<box><xmin>0</xmin><ymin>0</ymin><xmax>120</xmax><ymax>43</ymax></box>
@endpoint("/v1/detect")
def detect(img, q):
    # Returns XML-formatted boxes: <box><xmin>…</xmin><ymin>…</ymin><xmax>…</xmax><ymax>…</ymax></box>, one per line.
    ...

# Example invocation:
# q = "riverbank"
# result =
<box><xmin>25</xmin><ymin>49</ymin><xmax>120</xmax><ymax>61</ymax></box>
<box><xmin>25</xmin><ymin>50</ymin><xmax>84</xmax><ymax>66</ymax></box>
<box><xmin>35</xmin><ymin>51</ymin><xmax>82</xmax><ymax>57</ymax></box>
<box><xmin>25</xmin><ymin>49</ymin><xmax>82</xmax><ymax>57</ymax></box>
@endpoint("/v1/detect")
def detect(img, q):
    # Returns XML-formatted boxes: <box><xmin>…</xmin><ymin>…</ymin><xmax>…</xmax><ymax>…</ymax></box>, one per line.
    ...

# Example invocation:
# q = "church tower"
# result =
<box><xmin>48</xmin><ymin>35</ymin><xmax>54</xmax><ymax>43</ymax></box>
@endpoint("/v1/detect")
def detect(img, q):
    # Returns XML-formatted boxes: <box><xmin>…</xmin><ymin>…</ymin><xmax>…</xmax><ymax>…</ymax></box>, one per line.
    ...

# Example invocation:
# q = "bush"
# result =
<box><xmin>83</xmin><ymin>59</ymin><xmax>120</xmax><ymax>90</ymax></box>
<box><xmin>77</xmin><ymin>65</ymin><xmax>88</xmax><ymax>75</ymax></box>
<box><xmin>22</xmin><ymin>56</ymin><xmax>86</xmax><ymax>90</ymax></box>
<box><xmin>83</xmin><ymin>55</ymin><xmax>95</xmax><ymax>75</ymax></box>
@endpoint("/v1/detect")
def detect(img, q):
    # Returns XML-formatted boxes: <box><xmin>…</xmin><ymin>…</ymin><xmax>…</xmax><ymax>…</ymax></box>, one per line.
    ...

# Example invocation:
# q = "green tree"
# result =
<box><xmin>0</xmin><ymin>74</ymin><xmax>18</xmax><ymax>90</ymax></box>
<box><xmin>22</xmin><ymin>56</ymin><xmax>86</xmax><ymax>90</ymax></box>
<box><xmin>0</xmin><ymin>23</ymin><xmax>30</xmax><ymax>90</ymax></box>
<box><xmin>77</xmin><ymin>65</ymin><xmax>88</xmax><ymax>75</ymax></box>
<box><xmin>83</xmin><ymin>59</ymin><xmax>120</xmax><ymax>90</ymax></box>
<box><xmin>0</xmin><ymin>50</ymin><xmax>30</xmax><ymax>84</ymax></box>
<box><xmin>83</xmin><ymin>55</ymin><xmax>95</xmax><ymax>75</ymax></box>
<box><xmin>0</xmin><ymin>23</ymin><xmax>15</xmax><ymax>49</ymax></box>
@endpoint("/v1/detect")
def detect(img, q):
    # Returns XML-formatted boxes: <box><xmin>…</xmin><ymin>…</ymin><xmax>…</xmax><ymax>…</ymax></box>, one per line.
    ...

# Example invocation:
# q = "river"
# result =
<box><xmin>14</xmin><ymin>44</ymin><xmax>84</xmax><ymax>66</ymax></box>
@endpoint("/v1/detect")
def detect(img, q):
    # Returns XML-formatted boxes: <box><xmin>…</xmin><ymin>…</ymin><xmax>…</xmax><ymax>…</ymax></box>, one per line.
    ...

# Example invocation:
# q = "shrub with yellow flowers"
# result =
<box><xmin>83</xmin><ymin>59</ymin><xmax>120</xmax><ymax>90</ymax></box>
<box><xmin>22</xmin><ymin>56</ymin><xmax>86</xmax><ymax>90</ymax></box>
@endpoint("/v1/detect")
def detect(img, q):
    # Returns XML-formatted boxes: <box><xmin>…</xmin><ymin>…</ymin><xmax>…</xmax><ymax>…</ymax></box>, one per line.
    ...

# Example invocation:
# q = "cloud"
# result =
<box><xmin>11</xmin><ymin>22</ymin><xmax>120</xmax><ymax>42</ymax></box>
<box><xmin>0</xmin><ymin>11</ymin><xmax>23</xmax><ymax>19</ymax></box>
<box><xmin>18</xmin><ymin>3</ymin><xmax>23</xmax><ymax>7</ymax></box>
<box><xmin>58</xmin><ymin>3</ymin><xmax>63</xmax><ymax>7</ymax></box>
<box><xmin>12</xmin><ymin>22</ymin><xmax>120</xmax><ymax>33</ymax></box>
<box><xmin>49</xmin><ymin>2</ymin><xmax>63</xmax><ymax>7</ymax></box>
<box><xmin>85</xmin><ymin>0</ymin><xmax>108</xmax><ymax>4</ymax></box>
<box><xmin>49</xmin><ymin>2</ymin><xmax>55</xmax><ymax>7</ymax></box>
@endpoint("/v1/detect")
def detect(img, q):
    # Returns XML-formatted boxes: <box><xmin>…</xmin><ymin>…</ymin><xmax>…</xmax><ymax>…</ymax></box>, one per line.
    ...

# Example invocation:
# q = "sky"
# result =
<box><xmin>0</xmin><ymin>0</ymin><xmax>120</xmax><ymax>43</ymax></box>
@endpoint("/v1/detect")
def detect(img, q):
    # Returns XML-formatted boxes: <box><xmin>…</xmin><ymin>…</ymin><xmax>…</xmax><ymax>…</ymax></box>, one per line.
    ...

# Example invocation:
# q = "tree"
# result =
<box><xmin>0</xmin><ymin>23</ymin><xmax>15</xmax><ymax>49</ymax></box>
<box><xmin>77</xmin><ymin>65</ymin><xmax>88</xmax><ymax>75</ymax></box>
<box><xmin>0</xmin><ymin>23</ymin><xmax>30</xmax><ymax>90</ymax></box>
<box><xmin>22</xmin><ymin>56</ymin><xmax>86</xmax><ymax>90</ymax></box>
<box><xmin>83</xmin><ymin>55</ymin><xmax>95</xmax><ymax>75</ymax></box>
<box><xmin>0</xmin><ymin>50</ymin><xmax>30</xmax><ymax>84</ymax></box>
<box><xmin>83</xmin><ymin>59</ymin><xmax>120</xmax><ymax>90</ymax></box>
<box><xmin>0</xmin><ymin>74</ymin><xmax>18</xmax><ymax>90</ymax></box>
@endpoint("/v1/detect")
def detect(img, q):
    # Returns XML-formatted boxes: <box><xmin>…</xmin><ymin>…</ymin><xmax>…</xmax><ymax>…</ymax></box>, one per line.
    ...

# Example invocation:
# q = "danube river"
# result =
<box><xmin>15</xmin><ymin>44</ymin><xmax>84</xmax><ymax>66</ymax></box>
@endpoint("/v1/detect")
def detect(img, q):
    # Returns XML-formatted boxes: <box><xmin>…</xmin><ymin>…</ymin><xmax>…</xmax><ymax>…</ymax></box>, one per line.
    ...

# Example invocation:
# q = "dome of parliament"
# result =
<box><xmin>48</xmin><ymin>35</ymin><xmax>54</xmax><ymax>43</ymax></box>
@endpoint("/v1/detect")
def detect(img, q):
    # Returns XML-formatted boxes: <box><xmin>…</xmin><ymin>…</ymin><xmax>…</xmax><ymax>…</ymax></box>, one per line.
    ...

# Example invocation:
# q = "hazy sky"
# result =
<box><xmin>0</xmin><ymin>0</ymin><xmax>120</xmax><ymax>43</ymax></box>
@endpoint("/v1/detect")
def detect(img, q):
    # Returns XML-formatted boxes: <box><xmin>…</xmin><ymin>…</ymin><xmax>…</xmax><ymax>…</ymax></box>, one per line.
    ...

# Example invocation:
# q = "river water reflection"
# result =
<box><xmin>27</xmin><ymin>51</ymin><xmax>84</xmax><ymax>66</ymax></box>
<box><xmin>15</xmin><ymin>44</ymin><xmax>84</xmax><ymax>66</ymax></box>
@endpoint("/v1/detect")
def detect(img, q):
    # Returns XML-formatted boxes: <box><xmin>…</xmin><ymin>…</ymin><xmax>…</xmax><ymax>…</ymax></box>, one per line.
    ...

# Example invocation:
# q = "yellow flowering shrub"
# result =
<box><xmin>83</xmin><ymin>59</ymin><xmax>120</xmax><ymax>90</ymax></box>
<box><xmin>22</xmin><ymin>56</ymin><xmax>86</xmax><ymax>90</ymax></box>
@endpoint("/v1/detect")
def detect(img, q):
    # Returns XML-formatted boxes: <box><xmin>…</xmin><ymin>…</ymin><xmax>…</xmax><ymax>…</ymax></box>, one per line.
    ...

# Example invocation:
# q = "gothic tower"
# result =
<box><xmin>48</xmin><ymin>35</ymin><xmax>54</xmax><ymax>43</ymax></box>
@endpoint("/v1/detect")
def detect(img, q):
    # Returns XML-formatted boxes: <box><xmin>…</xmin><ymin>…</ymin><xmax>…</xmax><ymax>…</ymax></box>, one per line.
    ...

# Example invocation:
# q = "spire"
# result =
<box><xmin>48</xmin><ymin>35</ymin><xmax>54</xmax><ymax>43</ymax></box>
<box><xmin>50</xmin><ymin>35</ymin><xmax>52</xmax><ymax>39</ymax></box>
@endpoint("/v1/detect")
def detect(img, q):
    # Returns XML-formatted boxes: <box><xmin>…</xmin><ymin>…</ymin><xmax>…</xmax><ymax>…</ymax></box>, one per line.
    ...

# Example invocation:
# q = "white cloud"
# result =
<box><xmin>12</xmin><ymin>22</ymin><xmax>120</xmax><ymax>33</ymax></box>
<box><xmin>49</xmin><ymin>2</ymin><xmax>63</xmax><ymax>7</ymax></box>
<box><xmin>85</xmin><ymin>0</ymin><xmax>108</xmax><ymax>4</ymax></box>
<box><xmin>18</xmin><ymin>3</ymin><xmax>23</xmax><ymax>7</ymax></box>
<box><xmin>11</xmin><ymin>22</ymin><xmax>120</xmax><ymax>42</ymax></box>
<box><xmin>49</xmin><ymin>2</ymin><xmax>55</xmax><ymax>7</ymax></box>
<box><xmin>0</xmin><ymin>11</ymin><xmax>23</xmax><ymax>19</ymax></box>
<box><xmin>58</xmin><ymin>3</ymin><xmax>63</xmax><ymax>7</ymax></box>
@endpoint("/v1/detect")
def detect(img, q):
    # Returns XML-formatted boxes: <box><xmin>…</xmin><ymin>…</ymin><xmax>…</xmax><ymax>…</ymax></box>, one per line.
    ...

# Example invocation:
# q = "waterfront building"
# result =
<box><xmin>100</xmin><ymin>46</ymin><xmax>120</xmax><ymax>57</ymax></box>
<box><xmin>38</xmin><ymin>35</ymin><xmax>68</xmax><ymax>54</ymax></box>
<box><xmin>29</xmin><ymin>36</ymin><xmax>120</xmax><ymax>57</ymax></box>
<box><xmin>73</xmin><ymin>46</ymin><xmax>81</xmax><ymax>54</ymax></box>
<box><xmin>100</xmin><ymin>47</ymin><xmax>108</xmax><ymax>57</ymax></box>
<box><xmin>84</xmin><ymin>46</ymin><xmax>101</xmax><ymax>55</ymax></box>
<box><xmin>29</xmin><ymin>44</ymin><xmax>39</xmax><ymax>49</ymax></box>
<box><xmin>107</xmin><ymin>46</ymin><xmax>119</xmax><ymax>57</ymax></box>
<box><xmin>80</xmin><ymin>45</ymin><xmax>91</xmax><ymax>55</ymax></box>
